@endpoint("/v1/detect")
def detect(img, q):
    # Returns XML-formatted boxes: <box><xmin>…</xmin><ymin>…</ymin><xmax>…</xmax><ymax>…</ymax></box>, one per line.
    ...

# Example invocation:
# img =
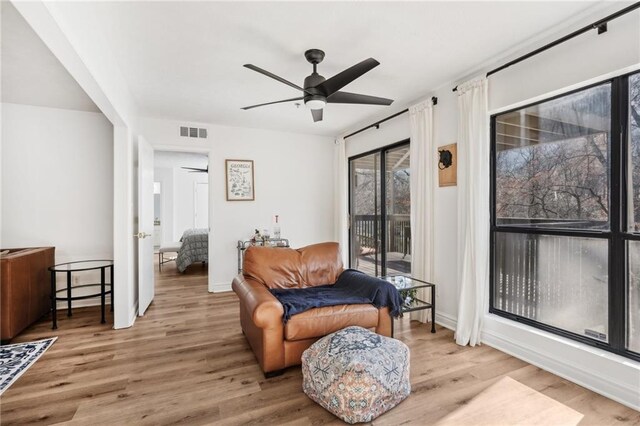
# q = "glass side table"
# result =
<box><xmin>49</xmin><ymin>260</ymin><xmax>114</xmax><ymax>329</ymax></box>
<box><xmin>382</xmin><ymin>275</ymin><xmax>436</xmax><ymax>336</ymax></box>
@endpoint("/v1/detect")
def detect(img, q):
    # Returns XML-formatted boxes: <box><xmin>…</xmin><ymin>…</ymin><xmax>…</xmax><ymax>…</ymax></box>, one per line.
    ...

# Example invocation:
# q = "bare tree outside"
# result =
<box><xmin>493</xmin><ymin>83</ymin><xmax>612</xmax><ymax>341</ymax></box>
<box><xmin>493</xmin><ymin>77</ymin><xmax>640</xmax><ymax>352</ymax></box>
<box><xmin>495</xmin><ymin>84</ymin><xmax>610</xmax><ymax>229</ymax></box>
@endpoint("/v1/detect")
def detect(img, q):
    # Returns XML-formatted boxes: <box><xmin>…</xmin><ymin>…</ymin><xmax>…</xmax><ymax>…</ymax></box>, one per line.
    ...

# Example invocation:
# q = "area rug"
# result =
<box><xmin>435</xmin><ymin>376</ymin><xmax>583</xmax><ymax>426</ymax></box>
<box><xmin>0</xmin><ymin>337</ymin><xmax>57</xmax><ymax>395</ymax></box>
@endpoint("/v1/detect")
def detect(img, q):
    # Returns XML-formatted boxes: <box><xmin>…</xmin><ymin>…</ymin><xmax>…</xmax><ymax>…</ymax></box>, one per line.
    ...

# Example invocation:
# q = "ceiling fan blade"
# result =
<box><xmin>314</xmin><ymin>58</ymin><xmax>380</xmax><ymax>97</ymax></box>
<box><xmin>241</xmin><ymin>96</ymin><xmax>304</xmax><ymax>110</ymax></box>
<box><xmin>311</xmin><ymin>108</ymin><xmax>323</xmax><ymax>122</ymax></box>
<box><xmin>327</xmin><ymin>91</ymin><xmax>393</xmax><ymax>106</ymax></box>
<box><xmin>244</xmin><ymin>64</ymin><xmax>308</xmax><ymax>93</ymax></box>
<box><xmin>181</xmin><ymin>166</ymin><xmax>208</xmax><ymax>173</ymax></box>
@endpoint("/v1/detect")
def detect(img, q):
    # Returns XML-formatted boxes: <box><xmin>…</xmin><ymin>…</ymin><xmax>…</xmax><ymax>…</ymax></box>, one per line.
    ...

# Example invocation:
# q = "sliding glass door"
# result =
<box><xmin>384</xmin><ymin>144</ymin><xmax>411</xmax><ymax>274</ymax></box>
<box><xmin>349</xmin><ymin>141</ymin><xmax>411</xmax><ymax>277</ymax></box>
<box><xmin>350</xmin><ymin>152</ymin><xmax>382</xmax><ymax>275</ymax></box>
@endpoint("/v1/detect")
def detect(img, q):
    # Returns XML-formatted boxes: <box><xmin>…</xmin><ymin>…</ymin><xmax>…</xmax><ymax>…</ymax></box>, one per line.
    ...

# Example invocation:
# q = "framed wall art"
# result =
<box><xmin>225</xmin><ymin>159</ymin><xmax>255</xmax><ymax>201</ymax></box>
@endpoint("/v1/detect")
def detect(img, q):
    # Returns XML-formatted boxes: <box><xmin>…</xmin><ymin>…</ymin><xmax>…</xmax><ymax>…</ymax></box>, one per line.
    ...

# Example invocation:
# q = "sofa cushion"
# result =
<box><xmin>243</xmin><ymin>242</ymin><xmax>343</xmax><ymax>289</ymax></box>
<box><xmin>299</xmin><ymin>242</ymin><xmax>343</xmax><ymax>287</ymax></box>
<box><xmin>243</xmin><ymin>246</ymin><xmax>304</xmax><ymax>289</ymax></box>
<box><xmin>284</xmin><ymin>304</ymin><xmax>378</xmax><ymax>341</ymax></box>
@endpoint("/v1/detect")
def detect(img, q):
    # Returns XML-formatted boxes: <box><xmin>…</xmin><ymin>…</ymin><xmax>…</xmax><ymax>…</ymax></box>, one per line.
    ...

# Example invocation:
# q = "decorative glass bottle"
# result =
<box><xmin>273</xmin><ymin>215</ymin><xmax>281</xmax><ymax>239</ymax></box>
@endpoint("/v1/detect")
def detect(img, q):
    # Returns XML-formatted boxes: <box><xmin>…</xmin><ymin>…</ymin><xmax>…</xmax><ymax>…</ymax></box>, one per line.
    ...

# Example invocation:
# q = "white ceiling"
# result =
<box><xmin>7</xmin><ymin>1</ymin><xmax>609</xmax><ymax>136</ymax></box>
<box><xmin>0</xmin><ymin>2</ymin><xmax>99</xmax><ymax>112</ymax></box>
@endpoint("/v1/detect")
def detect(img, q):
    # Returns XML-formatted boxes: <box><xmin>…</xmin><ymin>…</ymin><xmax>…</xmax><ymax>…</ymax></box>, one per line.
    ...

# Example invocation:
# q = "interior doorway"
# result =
<box><xmin>153</xmin><ymin>150</ymin><xmax>210</xmax><ymax>277</ymax></box>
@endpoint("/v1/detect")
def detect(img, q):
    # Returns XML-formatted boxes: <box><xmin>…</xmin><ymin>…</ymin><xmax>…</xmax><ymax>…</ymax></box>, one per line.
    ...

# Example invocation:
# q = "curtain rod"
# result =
<box><xmin>344</xmin><ymin>96</ymin><xmax>437</xmax><ymax>140</ymax></box>
<box><xmin>452</xmin><ymin>1</ymin><xmax>640</xmax><ymax>92</ymax></box>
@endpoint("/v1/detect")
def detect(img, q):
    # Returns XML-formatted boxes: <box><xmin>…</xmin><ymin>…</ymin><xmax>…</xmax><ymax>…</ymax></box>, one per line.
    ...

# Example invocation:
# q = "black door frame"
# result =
<box><xmin>347</xmin><ymin>138</ymin><xmax>410</xmax><ymax>276</ymax></box>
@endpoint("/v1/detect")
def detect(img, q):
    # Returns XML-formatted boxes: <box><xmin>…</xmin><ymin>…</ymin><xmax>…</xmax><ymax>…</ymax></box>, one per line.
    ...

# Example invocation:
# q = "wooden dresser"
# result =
<box><xmin>1</xmin><ymin>247</ymin><xmax>55</xmax><ymax>341</ymax></box>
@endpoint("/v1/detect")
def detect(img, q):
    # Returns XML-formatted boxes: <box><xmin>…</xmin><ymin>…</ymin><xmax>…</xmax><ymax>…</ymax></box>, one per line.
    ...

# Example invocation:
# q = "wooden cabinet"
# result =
<box><xmin>1</xmin><ymin>247</ymin><xmax>54</xmax><ymax>341</ymax></box>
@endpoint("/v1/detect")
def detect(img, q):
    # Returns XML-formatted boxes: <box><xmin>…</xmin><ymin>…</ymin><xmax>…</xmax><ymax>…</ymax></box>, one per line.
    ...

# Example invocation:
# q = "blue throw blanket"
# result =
<box><xmin>269</xmin><ymin>269</ymin><xmax>402</xmax><ymax>323</ymax></box>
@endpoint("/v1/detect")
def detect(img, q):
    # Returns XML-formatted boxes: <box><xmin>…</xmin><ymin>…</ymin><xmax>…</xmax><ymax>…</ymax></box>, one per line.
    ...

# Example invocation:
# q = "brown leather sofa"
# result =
<box><xmin>232</xmin><ymin>242</ymin><xmax>392</xmax><ymax>376</ymax></box>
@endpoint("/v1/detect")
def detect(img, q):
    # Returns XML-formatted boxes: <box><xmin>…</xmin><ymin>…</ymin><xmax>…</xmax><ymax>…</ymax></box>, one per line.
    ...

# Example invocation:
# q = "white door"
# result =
<box><xmin>194</xmin><ymin>182</ymin><xmax>208</xmax><ymax>229</ymax></box>
<box><xmin>137</xmin><ymin>136</ymin><xmax>155</xmax><ymax>316</ymax></box>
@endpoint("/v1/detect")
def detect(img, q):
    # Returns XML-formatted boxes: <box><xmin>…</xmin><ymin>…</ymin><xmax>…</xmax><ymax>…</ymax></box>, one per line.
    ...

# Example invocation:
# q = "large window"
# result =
<box><xmin>349</xmin><ymin>141</ymin><xmax>411</xmax><ymax>277</ymax></box>
<box><xmin>628</xmin><ymin>73</ymin><xmax>640</xmax><ymax>353</ymax></box>
<box><xmin>491</xmin><ymin>73</ymin><xmax>640</xmax><ymax>361</ymax></box>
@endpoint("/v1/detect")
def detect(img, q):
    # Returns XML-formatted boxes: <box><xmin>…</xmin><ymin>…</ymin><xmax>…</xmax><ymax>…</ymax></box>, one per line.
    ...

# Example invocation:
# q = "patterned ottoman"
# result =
<box><xmin>302</xmin><ymin>326</ymin><xmax>410</xmax><ymax>424</ymax></box>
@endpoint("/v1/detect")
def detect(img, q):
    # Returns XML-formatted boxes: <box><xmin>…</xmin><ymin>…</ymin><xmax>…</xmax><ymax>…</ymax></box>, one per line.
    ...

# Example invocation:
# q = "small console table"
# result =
<box><xmin>237</xmin><ymin>238</ymin><xmax>290</xmax><ymax>273</ymax></box>
<box><xmin>382</xmin><ymin>274</ymin><xmax>436</xmax><ymax>337</ymax></box>
<box><xmin>49</xmin><ymin>260</ymin><xmax>114</xmax><ymax>329</ymax></box>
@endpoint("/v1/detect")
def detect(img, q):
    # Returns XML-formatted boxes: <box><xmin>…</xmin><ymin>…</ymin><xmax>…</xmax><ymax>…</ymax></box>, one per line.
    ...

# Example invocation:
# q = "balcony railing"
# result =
<box><xmin>352</xmin><ymin>214</ymin><xmax>411</xmax><ymax>256</ymax></box>
<box><xmin>494</xmin><ymin>218</ymin><xmax>609</xmax><ymax>336</ymax></box>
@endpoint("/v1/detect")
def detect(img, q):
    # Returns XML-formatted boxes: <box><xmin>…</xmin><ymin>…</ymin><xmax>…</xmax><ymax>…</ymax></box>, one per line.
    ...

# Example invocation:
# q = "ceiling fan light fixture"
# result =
<box><xmin>242</xmin><ymin>49</ymin><xmax>393</xmax><ymax>122</ymax></box>
<box><xmin>305</xmin><ymin>99</ymin><xmax>326</xmax><ymax>110</ymax></box>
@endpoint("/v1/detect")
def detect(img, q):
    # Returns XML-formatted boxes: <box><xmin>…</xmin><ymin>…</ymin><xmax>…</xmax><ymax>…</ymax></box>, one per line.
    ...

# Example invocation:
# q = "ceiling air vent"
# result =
<box><xmin>179</xmin><ymin>126</ymin><xmax>208</xmax><ymax>139</ymax></box>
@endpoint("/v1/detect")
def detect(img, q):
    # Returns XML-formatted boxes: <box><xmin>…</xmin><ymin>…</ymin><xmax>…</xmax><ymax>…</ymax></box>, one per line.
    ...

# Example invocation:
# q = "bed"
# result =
<box><xmin>176</xmin><ymin>228</ymin><xmax>209</xmax><ymax>273</ymax></box>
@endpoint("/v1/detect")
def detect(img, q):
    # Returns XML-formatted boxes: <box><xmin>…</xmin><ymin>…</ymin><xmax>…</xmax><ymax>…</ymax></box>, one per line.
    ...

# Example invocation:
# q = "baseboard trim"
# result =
<box><xmin>481</xmin><ymin>316</ymin><xmax>640</xmax><ymax>411</ymax></box>
<box><xmin>435</xmin><ymin>312</ymin><xmax>457</xmax><ymax>331</ymax></box>
<box><xmin>56</xmin><ymin>297</ymin><xmax>111</xmax><ymax>310</ymax></box>
<box><xmin>127</xmin><ymin>302</ymin><xmax>138</xmax><ymax>328</ymax></box>
<box><xmin>211</xmin><ymin>282</ymin><xmax>232</xmax><ymax>293</ymax></box>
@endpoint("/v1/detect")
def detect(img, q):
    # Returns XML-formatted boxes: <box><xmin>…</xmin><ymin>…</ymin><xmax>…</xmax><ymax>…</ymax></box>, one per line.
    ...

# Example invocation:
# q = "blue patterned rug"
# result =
<box><xmin>0</xmin><ymin>337</ymin><xmax>57</xmax><ymax>395</ymax></box>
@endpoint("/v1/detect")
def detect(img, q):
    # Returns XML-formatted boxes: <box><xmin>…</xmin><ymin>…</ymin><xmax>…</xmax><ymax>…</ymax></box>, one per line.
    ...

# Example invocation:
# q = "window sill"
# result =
<box><xmin>482</xmin><ymin>313</ymin><xmax>640</xmax><ymax>411</ymax></box>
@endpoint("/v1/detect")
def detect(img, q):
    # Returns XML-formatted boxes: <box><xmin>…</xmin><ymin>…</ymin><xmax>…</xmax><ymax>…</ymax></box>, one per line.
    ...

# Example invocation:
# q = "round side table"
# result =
<box><xmin>48</xmin><ymin>260</ymin><xmax>114</xmax><ymax>329</ymax></box>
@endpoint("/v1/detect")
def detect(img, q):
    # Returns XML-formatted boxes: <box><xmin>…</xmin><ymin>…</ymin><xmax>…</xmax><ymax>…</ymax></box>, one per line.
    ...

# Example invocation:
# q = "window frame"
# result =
<box><xmin>489</xmin><ymin>71</ymin><xmax>640</xmax><ymax>362</ymax></box>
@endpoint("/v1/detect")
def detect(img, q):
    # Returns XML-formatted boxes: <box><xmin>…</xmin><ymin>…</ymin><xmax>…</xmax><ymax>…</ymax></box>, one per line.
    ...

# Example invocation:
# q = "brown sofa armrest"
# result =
<box><xmin>232</xmin><ymin>274</ymin><xmax>284</xmax><ymax>329</ymax></box>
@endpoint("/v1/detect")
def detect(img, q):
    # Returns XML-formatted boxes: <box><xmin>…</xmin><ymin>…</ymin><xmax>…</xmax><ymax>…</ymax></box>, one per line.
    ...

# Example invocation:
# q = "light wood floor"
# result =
<box><xmin>2</xmin><ymin>262</ymin><xmax>639</xmax><ymax>425</ymax></box>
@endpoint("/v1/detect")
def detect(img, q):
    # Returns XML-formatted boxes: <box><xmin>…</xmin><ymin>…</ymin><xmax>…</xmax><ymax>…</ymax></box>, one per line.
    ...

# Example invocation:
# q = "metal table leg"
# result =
<box><xmin>51</xmin><ymin>270</ymin><xmax>57</xmax><ymax>329</ymax></box>
<box><xmin>66</xmin><ymin>271</ymin><xmax>72</xmax><ymax>317</ymax></box>
<box><xmin>431</xmin><ymin>285</ymin><xmax>436</xmax><ymax>333</ymax></box>
<box><xmin>100</xmin><ymin>267</ymin><xmax>106</xmax><ymax>324</ymax></box>
<box><xmin>110</xmin><ymin>265</ymin><xmax>114</xmax><ymax>312</ymax></box>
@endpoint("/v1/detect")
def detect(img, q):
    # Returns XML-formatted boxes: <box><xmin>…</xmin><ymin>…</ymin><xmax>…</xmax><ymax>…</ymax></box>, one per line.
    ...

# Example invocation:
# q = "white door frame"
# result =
<box><xmin>150</xmin><ymin>144</ymin><xmax>214</xmax><ymax>293</ymax></box>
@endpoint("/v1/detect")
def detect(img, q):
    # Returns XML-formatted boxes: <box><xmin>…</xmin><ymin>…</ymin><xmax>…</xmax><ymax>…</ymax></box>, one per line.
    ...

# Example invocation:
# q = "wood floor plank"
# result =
<box><xmin>1</xmin><ymin>261</ymin><xmax>638</xmax><ymax>425</ymax></box>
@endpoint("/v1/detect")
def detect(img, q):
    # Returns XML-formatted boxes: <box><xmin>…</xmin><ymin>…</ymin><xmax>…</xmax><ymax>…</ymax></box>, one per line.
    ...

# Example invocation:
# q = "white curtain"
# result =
<box><xmin>455</xmin><ymin>77</ymin><xmax>490</xmax><ymax>346</ymax></box>
<box><xmin>334</xmin><ymin>137</ymin><xmax>349</xmax><ymax>266</ymax></box>
<box><xmin>409</xmin><ymin>100</ymin><xmax>435</xmax><ymax>323</ymax></box>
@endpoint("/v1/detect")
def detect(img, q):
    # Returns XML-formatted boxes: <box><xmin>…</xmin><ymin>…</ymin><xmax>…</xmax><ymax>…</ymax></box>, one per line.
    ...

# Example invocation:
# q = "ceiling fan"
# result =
<box><xmin>181</xmin><ymin>166</ymin><xmax>208</xmax><ymax>173</ymax></box>
<box><xmin>241</xmin><ymin>49</ymin><xmax>393</xmax><ymax>122</ymax></box>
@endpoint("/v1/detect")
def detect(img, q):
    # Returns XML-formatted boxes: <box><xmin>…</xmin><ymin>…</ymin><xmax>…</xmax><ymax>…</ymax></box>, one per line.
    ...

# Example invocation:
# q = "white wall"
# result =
<box><xmin>153</xmin><ymin>151</ymin><xmax>208</xmax><ymax>243</ymax></box>
<box><xmin>12</xmin><ymin>1</ymin><xmax>143</xmax><ymax>329</ymax></box>
<box><xmin>489</xmin><ymin>8</ymin><xmax>640</xmax><ymax>113</ymax></box>
<box><xmin>1</xmin><ymin>103</ymin><xmax>114</xmax><ymax>303</ymax></box>
<box><xmin>154</xmin><ymin>167</ymin><xmax>174</xmax><ymax>243</ymax></box>
<box><xmin>140</xmin><ymin>118</ymin><xmax>335</xmax><ymax>290</ymax></box>
<box><xmin>172</xmin><ymin>167</ymin><xmax>207</xmax><ymax>240</ymax></box>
